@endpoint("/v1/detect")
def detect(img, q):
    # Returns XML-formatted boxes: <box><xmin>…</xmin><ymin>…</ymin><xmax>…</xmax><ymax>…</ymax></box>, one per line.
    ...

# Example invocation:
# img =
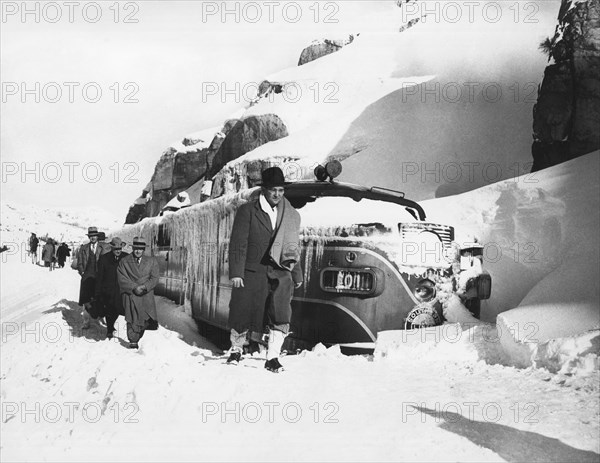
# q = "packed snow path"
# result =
<box><xmin>1</xmin><ymin>254</ymin><xmax>598</xmax><ymax>462</ymax></box>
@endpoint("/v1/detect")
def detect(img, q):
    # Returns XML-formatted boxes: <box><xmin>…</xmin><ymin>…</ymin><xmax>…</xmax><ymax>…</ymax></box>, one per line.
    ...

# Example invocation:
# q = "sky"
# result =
<box><xmin>1</xmin><ymin>0</ymin><xmax>560</xmax><ymax>223</ymax></box>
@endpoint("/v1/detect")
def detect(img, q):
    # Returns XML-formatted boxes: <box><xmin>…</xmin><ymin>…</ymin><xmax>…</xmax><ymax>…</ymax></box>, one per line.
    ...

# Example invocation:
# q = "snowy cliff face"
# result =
<box><xmin>127</xmin><ymin>1</ymin><xmax>563</xmax><ymax>223</ymax></box>
<box><xmin>532</xmin><ymin>0</ymin><xmax>600</xmax><ymax>170</ymax></box>
<box><xmin>208</xmin><ymin>1</ymin><xmax>561</xmax><ymax>203</ymax></box>
<box><xmin>208</xmin><ymin>114</ymin><xmax>290</xmax><ymax>180</ymax></box>
<box><xmin>125</xmin><ymin>127</ymin><xmax>224</xmax><ymax>224</ymax></box>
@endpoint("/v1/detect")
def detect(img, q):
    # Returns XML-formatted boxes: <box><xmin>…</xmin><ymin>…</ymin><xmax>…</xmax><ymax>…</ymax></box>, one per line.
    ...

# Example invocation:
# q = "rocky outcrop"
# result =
<box><xmin>125</xmin><ymin>189</ymin><xmax>150</xmax><ymax>224</ymax></box>
<box><xmin>532</xmin><ymin>0</ymin><xmax>600</xmax><ymax>171</ymax></box>
<box><xmin>297</xmin><ymin>35</ymin><xmax>356</xmax><ymax>66</ymax></box>
<box><xmin>208</xmin><ymin>114</ymin><xmax>289</xmax><ymax>178</ymax></box>
<box><xmin>124</xmin><ymin>112</ymin><xmax>288</xmax><ymax>224</ymax></box>
<box><xmin>210</xmin><ymin>159</ymin><xmax>285</xmax><ymax>198</ymax></box>
<box><xmin>247</xmin><ymin>80</ymin><xmax>286</xmax><ymax>106</ymax></box>
<box><xmin>125</xmin><ymin>32</ymin><xmax>364</xmax><ymax>223</ymax></box>
<box><xmin>124</xmin><ymin>131</ymin><xmax>225</xmax><ymax>224</ymax></box>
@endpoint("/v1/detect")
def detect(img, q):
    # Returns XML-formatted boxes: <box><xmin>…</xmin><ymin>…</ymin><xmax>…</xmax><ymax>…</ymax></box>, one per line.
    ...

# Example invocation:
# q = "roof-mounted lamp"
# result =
<box><xmin>314</xmin><ymin>160</ymin><xmax>342</xmax><ymax>182</ymax></box>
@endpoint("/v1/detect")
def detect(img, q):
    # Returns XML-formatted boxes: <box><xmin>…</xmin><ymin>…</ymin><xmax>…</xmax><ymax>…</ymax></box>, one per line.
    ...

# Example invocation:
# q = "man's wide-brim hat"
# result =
<box><xmin>259</xmin><ymin>167</ymin><xmax>289</xmax><ymax>188</ymax></box>
<box><xmin>109</xmin><ymin>237</ymin><xmax>125</xmax><ymax>249</ymax></box>
<box><xmin>132</xmin><ymin>237</ymin><xmax>147</xmax><ymax>249</ymax></box>
<box><xmin>87</xmin><ymin>226</ymin><xmax>99</xmax><ymax>237</ymax></box>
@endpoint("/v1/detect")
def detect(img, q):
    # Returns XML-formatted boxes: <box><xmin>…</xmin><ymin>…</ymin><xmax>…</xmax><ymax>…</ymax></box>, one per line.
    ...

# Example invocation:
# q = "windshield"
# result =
<box><xmin>297</xmin><ymin>196</ymin><xmax>418</xmax><ymax>233</ymax></box>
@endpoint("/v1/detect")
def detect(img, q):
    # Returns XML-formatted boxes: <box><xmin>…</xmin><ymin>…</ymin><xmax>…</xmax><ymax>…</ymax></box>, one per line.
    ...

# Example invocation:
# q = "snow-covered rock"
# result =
<box><xmin>297</xmin><ymin>35</ymin><xmax>356</xmax><ymax>66</ymax></box>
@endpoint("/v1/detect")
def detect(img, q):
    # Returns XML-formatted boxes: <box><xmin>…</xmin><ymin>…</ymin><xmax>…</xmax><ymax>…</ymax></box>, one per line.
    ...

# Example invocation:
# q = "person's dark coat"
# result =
<box><xmin>228</xmin><ymin>195</ymin><xmax>302</xmax><ymax>334</ymax></box>
<box><xmin>42</xmin><ymin>242</ymin><xmax>54</xmax><ymax>263</ymax></box>
<box><xmin>117</xmin><ymin>254</ymin><xmax>159</xmax><ymax>330</ymax></box>
<box><xmin>78</xmin><ymin>241</ymin><xmax>110</xmax><ymax>306</ymax></box>
<box><xmin>95</xmin><ymin>251</ymin><xmax>128</xmax><ymax>318</ymax></box>
<box><xmin>77</xmin><ymin>242</ymin><xmax>108</xmax><ymax>279</ymax></box>
<box><xmin>56</xmin><ymin>244</ymin><xmax>70</xmax><ymax>267</ymax></box>
<box><xmin>29</xmin><ymin>235</ymin><xmax>39</xmax><ymax>253</ymax></box>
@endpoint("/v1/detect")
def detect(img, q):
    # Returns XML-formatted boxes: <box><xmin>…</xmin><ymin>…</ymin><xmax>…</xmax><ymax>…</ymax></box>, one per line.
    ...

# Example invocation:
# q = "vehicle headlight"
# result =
<box><xmin>414</xmin><ymin>279</ymin><xmax>436</xmax><ymax>302</ymax></box>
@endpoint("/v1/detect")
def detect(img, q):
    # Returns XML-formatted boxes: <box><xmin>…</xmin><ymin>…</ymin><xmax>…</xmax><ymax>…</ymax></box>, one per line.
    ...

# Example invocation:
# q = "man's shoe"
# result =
<box><xmin>226</xmin><ymin>351</ymin><xmax>242</xmax><ymax>365</ymax></box>
<box><xmin>106</xmin><ymin>330</ymin><xmax>114</xmax><ymax>340</ymax></box>
<box><xmin>264</xmin><ymin>358</ymin><xmax>284</xmax><ymax>373</ymax></box>
<box><xmin>145</xmin><ymin>318</ymin><xmax>159</xmax><ymax>331</ymax></box>
<box><xmin>128</xmin><ymin>342</ymin><xmax>139</xmax><ymax>349</ymax></box>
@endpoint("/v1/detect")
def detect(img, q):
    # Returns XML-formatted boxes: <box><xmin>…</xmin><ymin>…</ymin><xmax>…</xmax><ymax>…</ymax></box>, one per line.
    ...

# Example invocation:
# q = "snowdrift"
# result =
<box><xmin>415</xmin><ymin>151</ymin><xmax>600</xmax><ymax>371</ymax></box>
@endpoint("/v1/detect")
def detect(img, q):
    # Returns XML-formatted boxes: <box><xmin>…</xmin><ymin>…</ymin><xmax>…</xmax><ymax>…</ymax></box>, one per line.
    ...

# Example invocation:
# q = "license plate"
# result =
<box><xmin>321</xmin><ymin>268</ymin><xmax>375</xmax><ymax>294</ymax></box>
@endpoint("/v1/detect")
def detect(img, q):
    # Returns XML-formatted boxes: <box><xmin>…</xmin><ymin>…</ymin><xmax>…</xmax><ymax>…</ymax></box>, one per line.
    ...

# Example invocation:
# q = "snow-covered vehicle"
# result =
<box><xmin>124</xmin><ymin>161</ymin><xmax>491</xmax><ymax>351</ymax></box>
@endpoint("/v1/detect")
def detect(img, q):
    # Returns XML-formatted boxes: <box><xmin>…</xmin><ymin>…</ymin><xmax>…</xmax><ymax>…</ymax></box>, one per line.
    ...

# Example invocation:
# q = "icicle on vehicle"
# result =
<box><xmin>121</xmin><ymin>161</ymin><xmax>491</xmax><ymax>352</ymax></box>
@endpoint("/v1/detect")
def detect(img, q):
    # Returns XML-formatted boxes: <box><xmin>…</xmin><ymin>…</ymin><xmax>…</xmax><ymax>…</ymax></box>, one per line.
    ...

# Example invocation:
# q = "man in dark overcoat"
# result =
<box><xmin>117</xmin><ymin>237</ymin><xmax>159</xmax><ymax>349</ymax></box>
<box><xmin>56</xmin><ymin>243</ymin><xmax>71</xmax><ymax>268</ymax></box>
<box><xmin>95</xmin><ymin>237</ymin><xmax>128</xmax><ymax>339</ymax></box>
<box><xmin>29</xmin><ymin>233</ymin><xmax>39</xmax><ymax>264</ymax></box>
<box><xmin>227</xmin><ymin>167</ymin><xmax>303</xmax><ymax>372</ymax></box>
<box><xmin>77</xmin><ymin>226</ymin><xmax>109</xmax><ymax>328</ymax></box>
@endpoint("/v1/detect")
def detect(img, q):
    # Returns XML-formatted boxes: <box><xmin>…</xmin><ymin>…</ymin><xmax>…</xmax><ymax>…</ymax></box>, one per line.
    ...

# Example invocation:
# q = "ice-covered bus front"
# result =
<box><xmin>138</xmin><ymin>163</ymin><xmax>491</xmax><ymax>351</ymax></box>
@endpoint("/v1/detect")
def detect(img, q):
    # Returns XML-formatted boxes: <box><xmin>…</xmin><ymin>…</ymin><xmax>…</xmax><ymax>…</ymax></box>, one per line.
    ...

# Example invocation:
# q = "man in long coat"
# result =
<box><xmin>29</xmin><ymin>233</ymin><xmax>39</xmax><ymax>265</ymax></box>
<box><xmin>56</xmin><ymin>243</ymin><xmax>71</xmax><ymax>268</ymax></box>
<box><xmin>227</xmin><ymin>167</ymin><xmax>303</xmax><ymax>372</ymax></box>
<box><xmin>95</xmin><ymin>237</ymin><xmax>128</xmax><ymax>339</ymax></box>
<box><xmin>117</xmin><ymin>237</ymin><xmax>159</xmax><ymax>349</ymax></box>
<box><xmin>77</xmin><ymin>226</ymin><xmax>109</xmax><ymax>328</ymax></box>
<box><xmin>42</xmin><ymin>239</ymin><xmax>55</xmax><ymax>271</ymax></box>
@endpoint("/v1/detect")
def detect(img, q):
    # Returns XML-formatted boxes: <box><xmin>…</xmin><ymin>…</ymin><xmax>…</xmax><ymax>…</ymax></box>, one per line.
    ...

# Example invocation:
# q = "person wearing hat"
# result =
<box><xmin>77</xmin><ymin>226</ymin><xmax>110</xmax><ymax>329</ymax></box>
<box><xmin>95</xmin><ymin>237</ymin><xmax>129</xmax><ymax>339</ymax></box>
<box><xmin>28</xmin><ymin>233</ymin><xmax>39</xmax><ymax>265</ymax></box>
<box><xmin>96</xmin><ymin>232</ymin><xmax>112</xmax><ymax>255</ymax></box>
<box><xmin>226</xmin><ymin>166</ymin><xmax>303</xmax><ymax>372</ymax></box>
<box><xmin>117</xmin><ymin>236</ymin><xmax>160</xmax><ymax>349</ymax></box>
<box><xmin>56</xmin><ymin>242</ymin><xmax>71</xmax><ymax>268</ymax></box>
<box><xmin>42</xmin><ymin>238</ymin><xmax>55</xmax><ymax>271</ymax></box>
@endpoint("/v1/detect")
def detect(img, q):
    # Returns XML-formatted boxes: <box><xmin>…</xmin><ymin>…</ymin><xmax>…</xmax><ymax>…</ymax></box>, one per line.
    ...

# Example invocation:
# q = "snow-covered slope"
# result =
<box><xmin>0</xmin><ymin>200</ymin><xmax>123</xmax><ymax>246</ymax></box>
<box><xmin>208</xmin><ymin>0</ymin><xmax>558</xmax><ymax>200</ymax></box>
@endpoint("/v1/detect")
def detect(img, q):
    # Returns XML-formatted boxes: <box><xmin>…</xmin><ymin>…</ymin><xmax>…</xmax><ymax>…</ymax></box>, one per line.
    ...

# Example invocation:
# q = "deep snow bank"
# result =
<box><xmin>420</xmin><ymin>151</ymin><xmax>599</xmax><ymax>372</ymax></box>
<box><xmin>423</xmin><ymin>151</ymin><xmax>599</xmax><ymax>321</ymax></box>
<box><xmin>497</xmin><ymin>306</ymin><xmax>599</xmax><ymax>373</ymax></box>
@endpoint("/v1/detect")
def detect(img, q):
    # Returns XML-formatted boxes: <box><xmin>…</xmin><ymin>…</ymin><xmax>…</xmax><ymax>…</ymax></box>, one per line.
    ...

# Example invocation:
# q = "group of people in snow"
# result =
<box><xmin>76</xmin><ymin>228</ymin><xmax>159</xmax><ymax>349</ymax></box>
<box><xmin>28</xmin><ymin>232</ymin><xmax>71</xmax><ymax>270</ymax></box>
<box><xmin>72</xmin><ymin>166</ymin><xmax>302</xmax><ymax>371</ymax></box>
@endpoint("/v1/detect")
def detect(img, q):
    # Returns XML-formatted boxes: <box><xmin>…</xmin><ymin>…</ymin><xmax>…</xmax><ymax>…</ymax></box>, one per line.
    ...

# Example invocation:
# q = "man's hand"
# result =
<box><xmin>231</xmin><ymin>277</ymin><xmax>244</xmax><ymax>288</ymax></box>
<box><xmin>294</xmin><ymin>281</ymin><xmax>303</xmax><ymax>289</ymax></box>
<box><xmin>133</xmin><ymin>285</ymin><xmax>147</xmax><ymax>296</ymax></box>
